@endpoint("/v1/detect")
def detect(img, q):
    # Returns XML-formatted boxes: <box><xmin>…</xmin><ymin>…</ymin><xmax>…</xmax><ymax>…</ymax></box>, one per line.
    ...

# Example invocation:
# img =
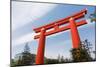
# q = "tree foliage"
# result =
<box><xmin>71</xmin><ymin>39</ymin><xmax>93</xmax><ymax>62</ymax></box>
<box><xmin>11</xmin><ymin>43</ymin><xmax>36</xmax><ymax>67</ymax></box>
<box><xmin>11</xmin><ymin>39</ymin><xmax>95</xmax><ymax>66</ymax></box>
<box><xmin>89</xmin><ymin>11</ymin><xmax>96</xmax><ymax>22</ymax></box>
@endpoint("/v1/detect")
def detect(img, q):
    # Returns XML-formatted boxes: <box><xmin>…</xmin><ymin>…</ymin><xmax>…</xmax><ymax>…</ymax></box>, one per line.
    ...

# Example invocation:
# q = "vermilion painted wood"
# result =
<box><xmin>34</xmin><ymin>20</ymin><xmax>87</xmax><ymax>39</ymax></box>
<box><xmin>69</xmin><ymin>18</ymin><xmax>81</xmax><ymax>48</ymax></box>
<box><xmin>33</xmin><ymin>9</ymin><xmax>87</xmax><ymax>65</ymax></box>
<box><xmin>35</xmin><ymin>28</ymin><xmax>46</xmax><ymax>64</ymax></box>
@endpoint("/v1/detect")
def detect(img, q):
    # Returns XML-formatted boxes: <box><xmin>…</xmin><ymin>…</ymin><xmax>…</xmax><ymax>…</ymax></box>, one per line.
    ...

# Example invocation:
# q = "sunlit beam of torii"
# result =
<box><xmin>33</xmin><ymin>8</ymin><xmax>88</xmax><ymax>65</ymax></box>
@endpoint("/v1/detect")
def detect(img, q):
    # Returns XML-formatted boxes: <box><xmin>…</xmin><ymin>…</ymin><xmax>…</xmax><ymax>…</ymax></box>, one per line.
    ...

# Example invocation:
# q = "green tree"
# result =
<box><xmin>60</xmin><ymin>56</ymin><xmax>65</xmax><ymax>63</ymax></box>
<box><xmin>45</xmin><ymin>58</ymin><xmax>59</xmax><ymax>64</ymax></box>
<box><xmin>71</xmin><ymin>40</ymin><xmax>93</xmax><ymax>62</ymax></box>
<box><xmin>57</xmin><ymin>54</ymin><xmax>61</xmax><ymax>62</ymax></box>
<box><xmin>89</xmin><ymin>11</ymin><xmax>96</xmax><ymax>22</ymax></box>
<box><xmin>11</xmin><ymin>59</ymin><xmax>16</xmax><ymax>67</ymax></box>
<box><xmin>24</xmin><ymin>43</ymin><xmax>30</xmax><ymax>53</ymax></box>
<box><xmin>14</xmin><ymin>43</ymin><xmax>36</xmax><ymax>66</ymax></box>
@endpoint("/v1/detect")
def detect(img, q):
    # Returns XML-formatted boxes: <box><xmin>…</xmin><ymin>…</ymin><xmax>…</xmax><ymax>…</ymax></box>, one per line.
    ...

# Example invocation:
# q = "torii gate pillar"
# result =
<box><xmin>69</xmin><ymin>18</ymin><xmax>80</xmax><ymax>48</ymax></box>
<box><xmin>35</xmin><ymin>28</ymin><xmax>46</xmax><ymax>64</ymax></box>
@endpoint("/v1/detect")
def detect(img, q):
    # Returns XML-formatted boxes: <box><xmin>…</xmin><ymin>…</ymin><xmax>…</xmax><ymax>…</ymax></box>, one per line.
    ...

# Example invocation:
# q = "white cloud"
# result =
<box><xmin>12</xmin><ymin>1</ymin><xmax>57</xmax><ymax>46</ymax></box>
<box><xmin>12</xmin><ymin>32</ymin><xmax>36</xmax><ymax>46</ymax></box>
<box><xmin>12</xmin><ymin>1</ymin><xmax>95</xmax><ymax>47</ymax></box>
<box><xmin>12</xmin><ymin>1</ymin><xmax>57</xmax><ymax>31</ymax></box>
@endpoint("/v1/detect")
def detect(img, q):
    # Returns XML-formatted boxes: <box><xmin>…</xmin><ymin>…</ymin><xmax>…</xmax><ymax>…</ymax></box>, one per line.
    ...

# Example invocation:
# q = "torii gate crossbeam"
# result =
<box><xmin>33</xmin><ymin>9</ymin><xmax>87</xmax><ymax>65</ymax></box>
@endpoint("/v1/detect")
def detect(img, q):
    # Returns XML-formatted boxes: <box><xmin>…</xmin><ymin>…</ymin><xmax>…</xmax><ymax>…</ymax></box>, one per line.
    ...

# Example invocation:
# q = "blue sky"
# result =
<box><xmin>12</xmin><ymin>1</ymin><xmax>96</xmax><ymax>59</ymax></box>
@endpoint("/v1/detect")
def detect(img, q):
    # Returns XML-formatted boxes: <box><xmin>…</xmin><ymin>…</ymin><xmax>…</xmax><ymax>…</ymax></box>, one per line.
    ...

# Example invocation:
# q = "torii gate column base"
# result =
<box><xmin>69</xmin><ymin>18</ymin><xmax>81</xmax><ymax>48</ymax></box>
<box><xmin>35</xmin><ymin>28</ymin><xmax>45</xmax><ymax>65</ymax></box>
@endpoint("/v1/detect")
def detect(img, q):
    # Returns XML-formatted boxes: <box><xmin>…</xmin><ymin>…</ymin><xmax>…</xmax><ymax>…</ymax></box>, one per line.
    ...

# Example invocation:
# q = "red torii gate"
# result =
<box><xmin>33</xmin><ymin>9</ymin><xmax>87</xmax><ymax>65</ymax></box>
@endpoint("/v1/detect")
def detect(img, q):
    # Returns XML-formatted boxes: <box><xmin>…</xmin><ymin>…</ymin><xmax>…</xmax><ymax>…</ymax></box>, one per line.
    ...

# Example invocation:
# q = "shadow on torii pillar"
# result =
<box><xmin>33</xmin><ymin>8</ymin><xmax>88</xmax><ymax>65</ymax></box>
